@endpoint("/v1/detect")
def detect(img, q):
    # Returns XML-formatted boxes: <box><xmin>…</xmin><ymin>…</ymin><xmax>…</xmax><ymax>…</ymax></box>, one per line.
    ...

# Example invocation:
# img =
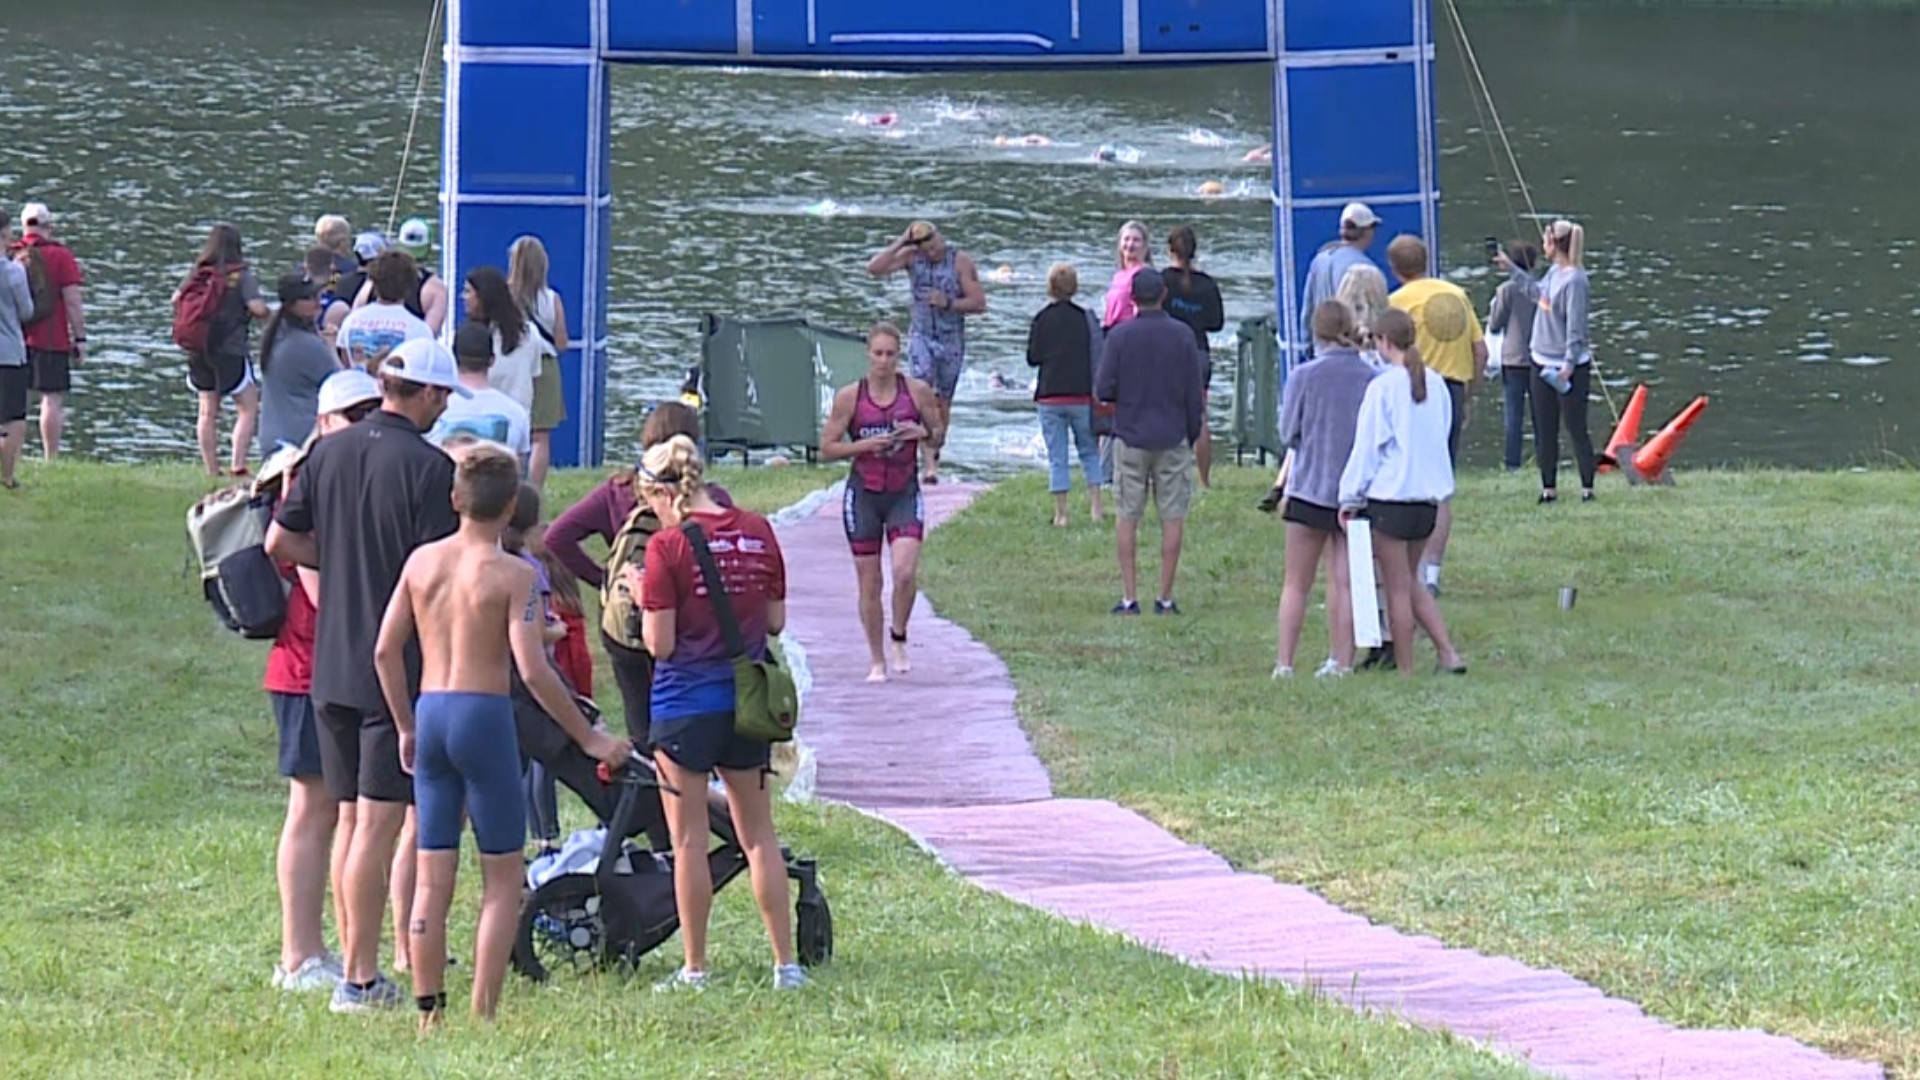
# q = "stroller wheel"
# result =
<box><xmin>796</xmin><ymin>892</ymin><xmax>834</xmax><ymax>967</ymax></box>
<box><xmin>513</xmin><ymin>874</ymin><xmax>606</xmax><ymax>982</ymax></box>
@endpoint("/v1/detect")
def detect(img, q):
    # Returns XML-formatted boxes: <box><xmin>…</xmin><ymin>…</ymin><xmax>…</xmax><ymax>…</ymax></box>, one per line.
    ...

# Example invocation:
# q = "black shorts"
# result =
<box><xmin>842</xmin><ymin>482</ymin><xmax>925</xmax><ymax>558</ymax></box>
<box><xmin>188</xmin><ymin>352</ymin><xmax>255</xmax><ymax>397</ymax></box>
<box><xmin>28</xmin><ymin>349</ymin><xmax>71</xmax><ymax>395</ymax></box>
<box><xmin>1445</xmin><ymin>378</ymin><xmax>1468</xmax><ymax>466</ymax></box>
<box><xmin>315</xmin><ymin>700</ymin><xmax>414</xmax><ymax>804</ymax></box>
<box><xmin>650</xmin><ymin>711</ymin><xmax>772</xmax><ymax>775</ymax></box>
<box><xmin>0</xmin><ymin>365</ymin><xmax>28</xmax><ymax>424</ymax></box>
<box><xmin>1280</xmin><ymin>496</ymin><xmax>1340</xmax><ymax>534</ymax></box>
<box><xmin>1365</xmin><ymin>499</ymin><xmax>1439</xmax><ymax>543</ymax></box>
<box><xmin>271</xmin><ymin>692</ymin><xmax>325</xmax><ymax>780</ymax></box>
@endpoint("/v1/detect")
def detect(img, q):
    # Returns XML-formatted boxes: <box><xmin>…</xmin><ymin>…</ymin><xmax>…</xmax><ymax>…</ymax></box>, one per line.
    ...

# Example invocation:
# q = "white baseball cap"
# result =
<box><xmin>381</xmin><ymin>337</ymin><xmax>472</xmax><ymax>397</ymax></box>
<box><xmin>1340</xmin><ymin>202</ymin><xmax>1381</xmax><ymax>228</ymax></box>
<box><xmin>352</xmin><ymin>230</ymin><xmax>390</xmax><ymax>262</ymax></box>
<box><xmin>316</xmin><ymin>368</ymin><xmax>383</xmax><ymax>415</ymax></box>
<box><xmin>396</xmin><ymin>217</ymin><xmax>431</xmax><ymax>254</ymax></box>
<box><xmin>20</xmin><ymin>202</ymin><xmax>52</xmax><ymax>229</ymax></box>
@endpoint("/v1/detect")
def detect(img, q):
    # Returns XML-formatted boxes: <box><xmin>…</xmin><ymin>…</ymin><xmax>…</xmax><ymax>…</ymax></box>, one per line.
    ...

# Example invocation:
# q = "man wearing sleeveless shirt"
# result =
<box><xmin>820</xmin><ymin>323</ymin><xmax>945</xmax><ymax>683</ymax></box>
<box><xmin>865</xmin><ymin>221</ymin><xmax>984</xmax><ymax>486</ymax></box>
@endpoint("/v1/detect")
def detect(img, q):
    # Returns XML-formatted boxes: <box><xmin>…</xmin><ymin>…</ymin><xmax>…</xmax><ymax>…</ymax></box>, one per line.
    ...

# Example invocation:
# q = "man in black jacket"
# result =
<box><xmin>1094</xmin><ymin>269</ymin><xmax>1206</xmax><ymax>615</ymax></box>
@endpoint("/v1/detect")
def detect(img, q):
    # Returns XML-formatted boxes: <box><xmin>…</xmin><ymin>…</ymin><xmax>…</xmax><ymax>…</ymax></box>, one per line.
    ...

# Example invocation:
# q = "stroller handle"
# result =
<box><xmin>596</xmin><ymin>761</ymin><xmax>681</xmax><ymax>798</ymax></box>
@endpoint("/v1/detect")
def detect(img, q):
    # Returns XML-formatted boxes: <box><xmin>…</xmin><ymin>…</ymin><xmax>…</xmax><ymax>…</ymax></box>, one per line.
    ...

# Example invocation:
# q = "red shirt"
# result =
<box><xmin>264</xmin><ymin>478</ymin><xmax>317</xmax><ymax>694</ymax></box>
<box><xmin>13</xmin><ymin>235</ymin><xmax>83</xmax><ymax>353</ymax></box>
<box><xmin>640</xmin><ymin>507</ymin><xmax>785</xmax><ymax>719</ymax></box>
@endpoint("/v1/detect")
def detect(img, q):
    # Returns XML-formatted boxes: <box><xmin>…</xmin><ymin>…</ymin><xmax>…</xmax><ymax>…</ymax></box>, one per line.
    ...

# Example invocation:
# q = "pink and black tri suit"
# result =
<box><xmin>841</xmin><ymin>378</ymin><xmax>926</xmax><ymax>557</ymax></box>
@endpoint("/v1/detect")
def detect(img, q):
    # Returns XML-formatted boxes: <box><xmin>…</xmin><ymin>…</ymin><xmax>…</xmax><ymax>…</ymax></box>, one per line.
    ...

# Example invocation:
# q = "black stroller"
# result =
<box><xmin>507</xmin><ymin>678</ymin><xmax>833</xmax><ymax>982</ymax></box>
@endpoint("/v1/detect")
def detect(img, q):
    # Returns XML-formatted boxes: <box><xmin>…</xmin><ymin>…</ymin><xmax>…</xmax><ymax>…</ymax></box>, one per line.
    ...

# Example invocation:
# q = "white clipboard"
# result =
<box><xmin>1347</xmin><ymin>518</ymin><xmax>1383</xmax><ymax>648</ymax></box>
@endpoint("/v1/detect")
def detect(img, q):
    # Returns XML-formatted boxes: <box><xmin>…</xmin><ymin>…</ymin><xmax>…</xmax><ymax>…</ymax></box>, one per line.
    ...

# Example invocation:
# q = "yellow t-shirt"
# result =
<box><xmin>1390</xmin><ymin>278</ymin><xmax>1484</xmax><ymax>384</ymax></box>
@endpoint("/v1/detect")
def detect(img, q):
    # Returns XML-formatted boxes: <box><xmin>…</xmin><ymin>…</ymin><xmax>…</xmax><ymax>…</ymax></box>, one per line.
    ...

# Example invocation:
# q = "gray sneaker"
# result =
<box><xmin>328</xmin><ymin>974</ymin><xmax>404</xmax><ymax>1014</ymax></box>
<box><xmin>773</xmin><ymin>964</ymin><xmax>810</xmax><ymax>991</ymax></box>
<box><xmin>275</xmin><ymin>954</ymin><xmax>344</xmax><ymax>993</ymax></box>
<box><xmin>654</xmin><ymin>967</ymin><xmax>709</xmax><ymax>993</ymax></box>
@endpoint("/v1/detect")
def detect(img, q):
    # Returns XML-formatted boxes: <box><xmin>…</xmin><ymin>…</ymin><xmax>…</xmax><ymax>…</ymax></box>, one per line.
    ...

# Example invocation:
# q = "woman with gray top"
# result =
<box><xmin>257</xmin><ymin>273</ymin><xmax>344</xmax><ymax>459</ymax></box>
<box><xmin>1486</xmin><ymin>239</ymin><xmax>1541</xmax><ymax>471</ymax></box>
<box><xmin>1499</xmin><ymin>220</ymin><xmax>1596</xmax><ymax>502</ymax></box>
<box><xmin>1273</xmin><ymin>301</ymin><xmax>1378</xmax><ymax>679</ymax></box>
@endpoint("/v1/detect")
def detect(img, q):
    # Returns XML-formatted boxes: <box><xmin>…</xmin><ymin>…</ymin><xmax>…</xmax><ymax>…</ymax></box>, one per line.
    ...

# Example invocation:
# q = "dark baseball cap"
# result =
<box><xmin>277</xmin><ymin>273</ymin><xmax>324</xmax><ymax>304</ymax></box>
<box><xmin>453</xmin><ymin>321</ymin><xmax>495</xmax><ymax>362</ymax></box>
<box><xmin>1130</xmin><ymin>267</ymin><xmax>1166</xmax><ymax>303</ymax></box>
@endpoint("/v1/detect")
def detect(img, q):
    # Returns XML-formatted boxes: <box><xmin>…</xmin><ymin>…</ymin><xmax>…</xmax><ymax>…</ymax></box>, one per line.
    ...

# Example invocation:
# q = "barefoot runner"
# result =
<box><xmin>374</xmin><ymin>443</ymin><xmax>632</xmax><ymax>1027</ymax></box>
<box><xmin>819</xmin><ymin>323</ymin><xmax>944</xmax><ymax>682</ymax></box>
<box><xmin>864</xmin><ymin>221</ymin><xmax>983</xmax><ymax>485</ymax></box>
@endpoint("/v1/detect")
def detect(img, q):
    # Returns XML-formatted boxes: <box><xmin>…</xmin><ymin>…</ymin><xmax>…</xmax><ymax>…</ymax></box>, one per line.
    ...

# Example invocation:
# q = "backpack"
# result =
<box><xmin>187</xmin><ymin>454</ymin><xmax>298</xmax><ymax>638</ymax></box>
<box><xmin>599</xmin><ymin>497</ymin><xmax>661</xmax><ymax>650</ymax></box>
<box><xmin>172</xmin><ymin>261</ymin><xmax>243</xmax><ymax>355</ymax></box>
<box><xmin>15</xmin><ymin>244</ymin><xmax>59</xmax><ymax>327</ymax></box>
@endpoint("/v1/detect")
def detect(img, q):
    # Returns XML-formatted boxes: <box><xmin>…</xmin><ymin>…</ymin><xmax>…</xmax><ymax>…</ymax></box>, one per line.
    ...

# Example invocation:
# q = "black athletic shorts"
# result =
<box><xmin>1281</xmin><ymin>496</ymin><xmax>1340</xmax><ymax>534</ymax></box>
<box><xmin>188</xmin><ymin>352</ymin><xmax>255</xmax><ymax>397</ymax></box>
<box><xmin>842</xmin><ymin>482</ymin><xmax>925</xmax><ymax>557</ymax></box>
<box><xmin>28</xmin><ymin>349</ymin><xmax>71</xmax><ymax>395</ymax></box>
<box><xmin>0</xmin><ymin>365</ymin><xmax>28</xmax><ymax>424</ymax></box>
<box><xmin>315</xmin><ymin>700</ymin><xmax>414</xmax><ymax>804</ymax></box>
<box><xmin>1445</xmin><ymin>377</ymin><xmax>1468</xmax><ymax>466</ymax></box>
<box><xmin>651</xmin><ymin>711</ymin><xmax>772</xmax><ymax>775</ymax></box>
<box><xmin>1365</xmin><ymin>499</ymin><xmax>1439</xmax><ymax>543</ymax></box>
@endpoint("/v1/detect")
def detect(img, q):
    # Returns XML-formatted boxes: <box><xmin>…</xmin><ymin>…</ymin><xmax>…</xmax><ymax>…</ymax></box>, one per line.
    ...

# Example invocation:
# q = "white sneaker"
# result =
<box><xmin>773</xmin><ymin>964</ymin><xmax>810</xmax><ymax>991</ymax></box>
<box><xmin>654</xmin><ymin>967</ymin><xmax>709</xmax><ymax>993</ymax></box>
<box><xmin>1271</xmin><ymin>665</ymin><xmax>1295</xmax><ymax>680</ymax></box>
<box><xmin>1314</xmin><ymin>659</ymin><xmax>1349</xmax><ymax>679</ymax></box>
<box><xmin>275</xmin><ymin>954</ymin><xmax>344</xmax><ymax>993</ymax></box>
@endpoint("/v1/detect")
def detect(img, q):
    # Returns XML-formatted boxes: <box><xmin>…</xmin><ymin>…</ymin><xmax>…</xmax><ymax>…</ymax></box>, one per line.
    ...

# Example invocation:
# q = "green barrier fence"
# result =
<box><xmin>700</xmin><ymin>313</ymin><xmax>869</xmax><ymax>462</ymax></box>
<box><xmin>1232</xmin><ymin>316</ymin><xmax>1282</xmax><ymax>465</ymax></box>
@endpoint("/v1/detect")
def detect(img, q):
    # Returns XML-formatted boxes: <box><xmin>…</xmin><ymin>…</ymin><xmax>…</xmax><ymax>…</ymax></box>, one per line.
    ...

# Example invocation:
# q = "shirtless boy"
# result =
<box><xmin>373</xmin><ymin>443</ymin><xmax>632</xmax><ymax>1027</ymax></box>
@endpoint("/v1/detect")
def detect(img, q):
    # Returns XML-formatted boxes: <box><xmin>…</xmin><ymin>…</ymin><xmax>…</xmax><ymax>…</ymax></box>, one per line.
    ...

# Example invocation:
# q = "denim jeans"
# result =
<box><xmin>1037</xmin><ymin>403</ymin><xmax>1102</xmax><ymax>492</ymax></box>
<box><xmin>1500</xmin><ymin>366</ymin><xmax>1534</xmax><ymax>470</ymax></box>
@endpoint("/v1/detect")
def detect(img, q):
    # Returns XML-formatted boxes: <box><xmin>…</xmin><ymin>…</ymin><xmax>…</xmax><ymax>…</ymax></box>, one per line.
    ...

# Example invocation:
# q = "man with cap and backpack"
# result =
<box><xmin>8</xmin><ymin>202</ymin><xmax>87</xmax><ymax>461</ymax></box>
<box><xmin>266</xmin><ymin>337</ymin><xmax>469</xmax><ymax>1013</ymax></box>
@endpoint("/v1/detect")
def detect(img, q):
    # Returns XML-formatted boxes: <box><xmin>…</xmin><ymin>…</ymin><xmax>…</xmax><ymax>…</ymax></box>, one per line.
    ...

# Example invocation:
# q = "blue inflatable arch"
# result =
<box><xmin>443</xmin><ymin>1</ymin><xmax>1438</xmax><ymax>466</ymax></box>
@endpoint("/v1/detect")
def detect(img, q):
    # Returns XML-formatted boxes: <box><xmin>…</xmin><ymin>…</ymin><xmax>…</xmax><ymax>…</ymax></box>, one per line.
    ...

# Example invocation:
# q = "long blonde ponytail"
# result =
<box><xmin>1547</xmin><ymin>219</ymin><xmax>1585</xmax><ymax>269</ymax></box>
<box><xmin>639</xmin><ymin>434</ymin><xmax>705</xmax><ymax>521</ymax></box>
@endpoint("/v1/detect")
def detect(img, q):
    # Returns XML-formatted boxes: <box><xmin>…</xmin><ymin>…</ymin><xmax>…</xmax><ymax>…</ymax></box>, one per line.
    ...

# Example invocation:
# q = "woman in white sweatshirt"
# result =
<box><xmin>1338</xmin><ymin>308</ymin><xmax>1467</xmax><ymax>677</ymax></box>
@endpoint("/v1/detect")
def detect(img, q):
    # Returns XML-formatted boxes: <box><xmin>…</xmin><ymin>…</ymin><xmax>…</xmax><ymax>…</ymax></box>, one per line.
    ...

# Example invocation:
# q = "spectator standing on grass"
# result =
<box><xmin>353</xmin><ymin>217</ymin><xmax>449</xmax><ymax>335</ymax></box>
<box><xmin>336</xmin><ymin>251</ymin><xmax>432</xmax><ymax>373</ymax></box>
<box><xmin>428</xmin><ymin>321</ymin><xmax>532</xmax><ymax>472</ymax></box>
<box><xmin>1160</xmin><ymin>226</ymin><xmax>1224</xmax><ymax>490</ymax></box>
<box><xmin>11</xmin><ymin>202</ymin><xmax>87</xmax><ymax>461</ymax></box>
<box><xmin>509</xmin><ymin>236</ymin><xmax>570</xmax><ymax>490</ymax></box>
<box><xmin>1025</xmin><ymin>262</ymin><xmax>1105</xmax><ymax>527</ymax></box>
<box><xmin>1300</xmin><ymin>203</ymin><xmax>1380</xmax><ymax>358</ymax></box>
<box><xmin>1487</xmin><ymin>239</ymin><xmax>1542</xmax><ymax>472</ymax></box>
<box><xmin>266</xmin><ymin>337</ymin><xmax>467</xmax><ymax>1013</ymax></box>
<box><xmin>0</xmin><ymin>219</ymin><xmax>32</xmax><ymax>490</ymax></box>
<box><xmin>1386</xmin><ymin>234</ymin><xmax>1486</xmax><ymax>598</ymax></box>
<box><xmin>176</xmin><ymin>223</ymin><xmax>269</xmax><ymax>477</ymax></box>
<box><xmin>1337</xmin><ymin>308</ymin><xmax>1467</xmax><ymax>678</ymax></box>
<box><xmin>1499</xmin><ymin>220</ymin><xmax>1598</xmax><ymax>504</ymax></box>
<box><xmin>257</xmin><ymin>273</ymin><xmax>342</xmax><ymax>460</ymax></box>
<box><xmin>265</xmin><ymin>367</ymin><xmax>384</xmax><ymax>995</ymax></box>
<box><xmin>1273</xmin><ymin>301</ymin><xmax>1379</xmax><ymax>679</ymax></box>
<box><xmin>633</xmin><ymin>436</ymin><xmax>808</xmax><ymax>993</ymax></box>
<box><xmin>1095</xmin><ymin>268</ymin><xmax>1206</xmax><ymax>616</ymax></box>
<box><xmin>462</xmin><ymin>265</ymin><xmax>550</xmax><ymax>416</ymax></box>
<box><xmin>314</xmin><ymin>215</ymin><xmax>357</xmax><ymax>282</ymax></box>
<box><xmin>545</xmin><ymin>402</ymin><xmax>733</xmax><ymax>741</ymax></box>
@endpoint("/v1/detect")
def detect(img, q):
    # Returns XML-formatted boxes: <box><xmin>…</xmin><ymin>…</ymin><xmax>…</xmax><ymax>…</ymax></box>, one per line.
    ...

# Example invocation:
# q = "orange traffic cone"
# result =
<box><xmin>1597</xmin><ymin>384</ymin><xmax>1647</xmax><ymax>472</ymax></box>
<box><xmin>1626</xmin><ymin>396</ymin><xmax>1709</xmax><ymax>486</ymax></box>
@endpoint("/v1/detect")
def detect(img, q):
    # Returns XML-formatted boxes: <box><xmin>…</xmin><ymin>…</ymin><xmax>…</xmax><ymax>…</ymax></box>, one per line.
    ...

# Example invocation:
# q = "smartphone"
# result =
<box><xmin>1484</xmin><ymin>236</ymin><xmax>1501</xmax><ymax>260</ymax></box>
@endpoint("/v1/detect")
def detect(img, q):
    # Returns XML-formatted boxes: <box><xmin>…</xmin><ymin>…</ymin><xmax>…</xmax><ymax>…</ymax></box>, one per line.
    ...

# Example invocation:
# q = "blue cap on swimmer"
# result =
<box><xmin>1130</xmin><ymin>268</ymin><xmax>1166</xmax><ymax>304</ymax></box>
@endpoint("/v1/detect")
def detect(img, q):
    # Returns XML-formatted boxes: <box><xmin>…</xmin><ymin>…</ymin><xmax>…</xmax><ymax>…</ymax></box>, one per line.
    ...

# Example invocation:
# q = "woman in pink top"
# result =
<box><xmin>1102</xmin><ymin>220</ymin><xmax>1154</xmax><ymax>329</ymax></box>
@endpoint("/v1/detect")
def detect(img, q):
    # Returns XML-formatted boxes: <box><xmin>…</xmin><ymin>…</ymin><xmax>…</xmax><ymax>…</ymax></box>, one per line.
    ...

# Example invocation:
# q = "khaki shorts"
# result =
<box><xmin>1114</xmin><ymin>441</ymin><xmax>1194</xmax><ymax>522</ymax></box>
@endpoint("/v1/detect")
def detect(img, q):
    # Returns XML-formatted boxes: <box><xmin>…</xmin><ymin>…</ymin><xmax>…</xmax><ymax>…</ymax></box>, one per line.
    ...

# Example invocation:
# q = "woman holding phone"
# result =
<box><xmin>1498</xmin><ymin>220</ymin><xmax>1596</xmax><ymax>503</ymax></box>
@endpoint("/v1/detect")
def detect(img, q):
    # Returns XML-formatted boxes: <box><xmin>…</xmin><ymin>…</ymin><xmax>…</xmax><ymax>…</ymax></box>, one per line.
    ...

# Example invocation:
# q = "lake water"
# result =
<box><xmin>4</xmin><ymin>2</ymin><xmax>1917</xmax><ymax>471</ymax></box>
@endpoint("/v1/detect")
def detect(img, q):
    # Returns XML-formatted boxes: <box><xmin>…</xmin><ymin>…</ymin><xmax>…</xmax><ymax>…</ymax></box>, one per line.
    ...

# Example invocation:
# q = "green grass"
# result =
<box><xmin>922</xmin><ymin>465</ymin><xmax>1920</xmax><ymax>1076</ymax></box>
<box><xmin>0</xmin><ymin>460</ymin><xmax>1526</xmax><ymax>1079</ymax></box>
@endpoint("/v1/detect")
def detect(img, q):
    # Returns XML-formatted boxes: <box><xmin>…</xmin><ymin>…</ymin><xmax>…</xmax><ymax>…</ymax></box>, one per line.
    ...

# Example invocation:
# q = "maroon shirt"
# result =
<box><xmin>548</xmin><ymin>476</ymin><xmax>734</xmax><ymax>588</ymax></box>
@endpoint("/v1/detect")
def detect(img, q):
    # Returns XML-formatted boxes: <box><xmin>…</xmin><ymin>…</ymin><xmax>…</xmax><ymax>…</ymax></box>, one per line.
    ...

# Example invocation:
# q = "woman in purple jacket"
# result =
<box><xmin>546</xmin><ymin>402</ymin><xmax>731</xmax><ymax>737</ymax></box>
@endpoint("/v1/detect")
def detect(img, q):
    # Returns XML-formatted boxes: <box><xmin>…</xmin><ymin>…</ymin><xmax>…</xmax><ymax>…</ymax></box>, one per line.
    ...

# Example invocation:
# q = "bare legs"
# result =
<box><xmin>655</xmin><ymin>755</ymin><xmax>797</xmax><ymax>975</ymax></box>
<box><xmin>887</xmin><ymin>538</ymin><xmax>919</xmax><ymax>675</ymax></box>
<box><xmin>339</xmin><ymin>798</ymin><xmax>406</xmax><ymax>985</ymax></box>
<box><xmin>922</xmin><ymin>396</ymin><xmax>953</xmax><ymax>484</ymax></box>
<box><xmin>1195</xmin><ymin>426</ymin><xmax>1214</xmax><ymax>489</ymax></box>
<box><xmin>391</xmin><ymin>809</ymin><xmax>417</xmax><ymax>972</ymax></box>
<box><xmin>38</xmin><ymin>392</ymin><xmax>63</xmax><ymax>460</ymax></box>
<box><xmin>854</xmin><ymin>553</ymin><xmax>887</xmax><ymax>682</ymax></box>
<box><xmin>1117</xmin><ymin>516</ymin><xmax>1186</xmax><ymax>607</ymax></box>
<box><xmin>1275</xmin><ymin>524</ymin><xmax>1329</xmax><ymax>672</ymax></box>
<box><xmin>196</xmin><ymin>391</ymin><xmax>222</xmax><ymax>475</ymax></box>
<box><xmin>0</xmin><ymin>419</ymin><xmax>23</xmax><ymax>487</ymax></box>
<box><xmin>855</xmin><ymin>540</ymin><xmax>920</xmax><ymax>680</ymax></box>
<box><xmin>195</xmin><ymin>385</ymin><xmax>258</xmax><ymax>475</ymax></box>
<box><xmin>231</xmin><ymin>384</ymin><xmax>258</xmax><ymax>474</ymax></box>
<box><xmin>1373</xmin><ymin>534</ymin><xmax>1465</xmax><ymax>676</ymax></box>
<box><xmin>528</xmin><ymin>429</ymin><xmax>553</xmax><ymax>491</ymax></box>
<box><xmin>277</xmin><ymin>777</ymin><xmax>340</xmax><ymax>973</ymax></box>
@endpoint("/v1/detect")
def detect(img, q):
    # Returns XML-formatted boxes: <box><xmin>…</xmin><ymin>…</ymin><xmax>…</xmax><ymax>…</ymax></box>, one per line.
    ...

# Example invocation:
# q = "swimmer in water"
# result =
<box><xmin>993</xmin><ymin>134</ymin><xmax>1053</xmax><ymax>148</ymax></box>
<box><xmin>1244</xmin><ymin>144</ymin><xmax>1273</xmax><ymax>164</ymax></box>
<box><xmin>1197</xmin><ymin>180</ymin><xmax>1226</xmax><ymax>198</ymax></box>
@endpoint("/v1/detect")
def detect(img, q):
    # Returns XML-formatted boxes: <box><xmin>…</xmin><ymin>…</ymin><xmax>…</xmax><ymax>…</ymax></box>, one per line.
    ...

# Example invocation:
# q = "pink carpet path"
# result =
<box><xmin>776</xmin><ymin>481</ymin><xmax>1882</xmax><ymax>1080</ymax></box>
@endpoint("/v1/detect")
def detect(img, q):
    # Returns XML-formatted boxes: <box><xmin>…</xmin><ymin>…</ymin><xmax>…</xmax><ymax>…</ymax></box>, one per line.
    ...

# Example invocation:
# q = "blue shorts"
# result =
<box><xmin>271</xmin><ymin>692</ymin><xmax>324</xmax><ymax>780</ymax></box>
<box><xmin>415</xmin><ymin>692</ymin><xmax>525</xmax><ymax>856</ymax></box>
<box><xmin>651</xmin><ymin>711</ymin><xmax>772</xmax><ymax>775</ymax></box>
